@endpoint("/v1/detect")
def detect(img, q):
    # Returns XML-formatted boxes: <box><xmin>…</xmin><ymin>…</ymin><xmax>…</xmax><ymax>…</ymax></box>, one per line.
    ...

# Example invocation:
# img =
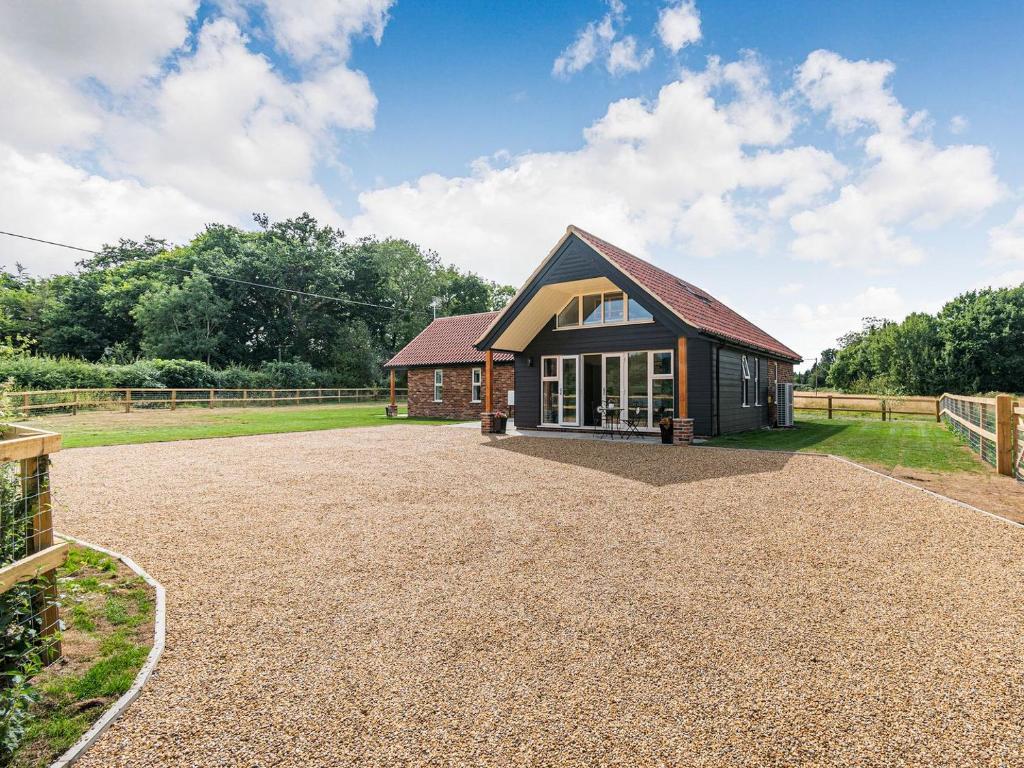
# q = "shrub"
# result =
<box><xmin>107</xmin><ymin>361</ymin><xmax>164</xmax><ymax>388</ymax></box>
<box><xmin>258</xmin><ymin>360</ymin><xmax>319</xmax><ymax>389</ymax></box>
<box><xmin>147</xmin><ymin>359</ymin><xmax>218</xmax><ymax>389</ymax></box>
<box><xmin>0</xmin><ymin>356</ymin><xmax>112</xmax><ymax>390</ymax></box>
<box><xmin>215</xmin><ymin>365</ymin><xmax>270</xmax><ymax>389</ymax></box>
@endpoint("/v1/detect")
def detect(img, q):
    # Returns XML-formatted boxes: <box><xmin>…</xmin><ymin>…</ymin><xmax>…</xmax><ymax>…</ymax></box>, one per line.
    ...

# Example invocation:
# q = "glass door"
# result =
<box><xmin>541</xmin><ymin>357</ymin><xmax>559</xmax><ymax>425</ymax></box>
<box><xmin>602</xmin><ymin>354</ymin><xmax>623</xmax><ymax>425</ymax></box>
<box><xmin>627</xmin><ymin>351</ymin><xmax>649</xmax><ymax>428</ymax></box>
<box><xmin>560</xmin><ymin>356</ymin><xmax>578</xmax><ymax>425</ymax></box>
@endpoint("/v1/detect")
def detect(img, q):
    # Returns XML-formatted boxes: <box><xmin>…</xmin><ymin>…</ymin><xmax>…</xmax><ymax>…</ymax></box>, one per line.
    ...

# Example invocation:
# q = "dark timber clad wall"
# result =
<box><xmin>716</xmin><ymin>347</ymin><xmax>771</xmax><ymax>434</ymax></box>
<box><xmin>687</xmin><ymin>338</ymin><xmax>713</xmax><ymax>436</ymax></box>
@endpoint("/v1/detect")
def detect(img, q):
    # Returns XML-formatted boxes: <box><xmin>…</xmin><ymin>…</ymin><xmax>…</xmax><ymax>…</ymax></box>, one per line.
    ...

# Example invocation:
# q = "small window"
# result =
<box><xmin>582</xmin><ymin>294</ymin><xmax>603</xmax><ymax>325</ymax></box>
<box><xmin>652</xmin><ymin>351</ymin><xmax>672</xmax><ymax>376</ymax></box>
<box><xmin>754</xmin><ymin>357</ymin><xmax>761</xmax><ymax>406</ymax></box>
<box><xmin>741</xmin><ymin>355</ymin><xmax>750</xmax><ymax>407</ymax></box>
<box><xmin>471</xmin><ymin>368</ymin><xmax>482</xmax><ymax>402</ymax></box>
<box><xmin>627</xmin><ymin>298</ymin><xmax>653</xmax><ymax>321</ymax></box>
<box><xmin>433</xmin><ymin>369</ymin><xmax>443</xmax><ymax>402</ymax></box>
<box><xmin>603</xmin><ymin>291</ymin><xmax>624</xmax><ymax>322</ymax></box>
<box><xmin>557</xmin><ymin>296</ymin><xmax>579</xmax><ymax>327</ymax></box>
<box><xmin>542</xmin><ymin>357</ymin><xmax>558</xmax><ymax>378</ymax></box>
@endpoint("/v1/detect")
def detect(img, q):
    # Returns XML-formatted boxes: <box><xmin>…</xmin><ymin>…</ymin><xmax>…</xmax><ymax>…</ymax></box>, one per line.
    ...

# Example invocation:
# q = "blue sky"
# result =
<box><xmin>1</xmin><ymin>0</ymin><xmax>1023</xmax><ymax>368</ymax></box>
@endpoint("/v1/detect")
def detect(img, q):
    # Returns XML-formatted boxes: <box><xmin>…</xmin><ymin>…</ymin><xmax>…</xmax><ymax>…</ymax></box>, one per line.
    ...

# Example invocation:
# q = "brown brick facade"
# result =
<box><xmin>407</xmin><ymin>363</ymin><xmax>514</xmax><ymax>420</ymax></box>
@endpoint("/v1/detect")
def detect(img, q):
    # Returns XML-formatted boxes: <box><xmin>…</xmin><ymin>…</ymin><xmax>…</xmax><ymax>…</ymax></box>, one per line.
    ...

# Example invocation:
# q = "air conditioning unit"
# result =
<box><xmin>776</xmin><ymin>382</ymin><xmax>794</xmax><ymax>427</ymax></box>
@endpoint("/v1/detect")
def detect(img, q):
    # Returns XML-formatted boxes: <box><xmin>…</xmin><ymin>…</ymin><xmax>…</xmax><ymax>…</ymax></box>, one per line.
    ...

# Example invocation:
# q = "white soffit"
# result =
<box><xmin>491</xmin><ymin>277</ymin><xmax>620</xmax><ymax>351</ymax></box>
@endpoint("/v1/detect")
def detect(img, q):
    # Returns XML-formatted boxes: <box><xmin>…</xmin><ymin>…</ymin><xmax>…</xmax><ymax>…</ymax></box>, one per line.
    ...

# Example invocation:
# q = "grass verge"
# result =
<box><xmin>705</xmin><ymin>414</ymin><xmax>986</xmax><ymax>473</ymax></box>
<box><xmin>10</xmin><ymin>545</ymin><xmax>155</xmax><ymax>768</ymax></box>
<box><xmin>26</xmin><ymin>402</ymin><xmax>460</xmax><ymax>449</ymax></box>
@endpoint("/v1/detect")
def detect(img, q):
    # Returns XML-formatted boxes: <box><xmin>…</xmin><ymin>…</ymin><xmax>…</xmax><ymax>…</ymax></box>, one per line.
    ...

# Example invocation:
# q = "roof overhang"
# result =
<box><xmin>486</xmin><ymin>276</ymin><xmax>620</xmax><ymax>351</ymax></box>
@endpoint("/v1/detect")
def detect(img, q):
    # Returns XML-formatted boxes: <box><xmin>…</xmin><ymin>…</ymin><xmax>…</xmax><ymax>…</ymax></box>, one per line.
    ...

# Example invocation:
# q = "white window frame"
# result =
<box><xmin>433</xmin><ymin>369</ymin><xmax>443</xmax><ymax>402</ymax></box>
<box><xmin>539</xmin><ymin>354</ymin><xmax>581</xmax><ymax>426</ymax></box>
<box><xmin>741</xmin><ymin>355</ymin><xmax>750</xmax><ymax>407</ymax></box>
<box><xmin>541</xmin><ymin>355</ymin><xmax>560</xmax><ymax>425</ymax></box>
<box><xmin>649</xmin><ymin>350</ymin><xmax>675</xmax><ymax>425</ymax></box>
<box><xmin>754</xmin><ymin>357</ymin><xmax>761</xmax><ymax>406</ymax></box>
<box><xmin>555</xmin><ymin>290</ymin><xmax>655</xmax><ymax>330</ymax></box>
<box><xmin>471</xmin><ymin>367</ymin><xmax>482</xmax><ymax>403</ymax></box>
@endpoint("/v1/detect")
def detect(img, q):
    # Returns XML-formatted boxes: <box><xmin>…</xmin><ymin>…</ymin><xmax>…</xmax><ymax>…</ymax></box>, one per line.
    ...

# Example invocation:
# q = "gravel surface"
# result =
<box><xmin>51</xmin><ymin>426</ymin><xmax>1024</xmax><ymax>767</ymax></box>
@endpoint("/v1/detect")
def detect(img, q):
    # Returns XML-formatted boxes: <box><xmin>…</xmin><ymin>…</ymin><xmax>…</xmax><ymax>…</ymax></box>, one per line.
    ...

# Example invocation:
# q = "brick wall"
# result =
<box><xmin>407</xmin><ymin>363</ymin><xmax>514</xmax><ymax>420</ymax></box>
<box><xmin>767</xmin><ymin>359</ymin><xmax>795</xmax><ymax>385</ymax></box>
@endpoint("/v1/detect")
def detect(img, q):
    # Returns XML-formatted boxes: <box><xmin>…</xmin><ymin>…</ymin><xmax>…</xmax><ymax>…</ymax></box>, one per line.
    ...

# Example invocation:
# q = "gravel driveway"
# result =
<box><xmin>52</xmin><ymin>425</ymin><xmax>1024</xmax><ymax>767</ymax></box>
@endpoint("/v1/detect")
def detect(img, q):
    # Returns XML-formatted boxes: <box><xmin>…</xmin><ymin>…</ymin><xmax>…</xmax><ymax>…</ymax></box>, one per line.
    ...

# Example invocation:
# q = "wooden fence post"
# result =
<box><xmin>935</xmin><ymin>397</ymin><xmax>941</xmax><ymax>423</ymax></box>
<box><xmin>242</xmin><ymin>389</ymin><xmax>248</xmax><ymax>408</ymax></box>
<box><xmin>124</xmin><ymin>389</ymin><xmax>131</xmax><ymax>414</ymax></box>
<box><xmin>271</xmin><ymin>390</ymin><xmax>276</xmax><ymax>407</ymax></box>
<box><xmin>72</xmin><ymin>390</ymin><xmax>79</xmax><ymax>416</ymax></box>
<box><xmin>24</xmin><ymin>455</ymin><xmax>61</xmax><ymax>663</ymax></box>
<box><xmin>827</xmin><ymin>395</ymin><xmax>833</xmax><ymax>420</ymax></box>
<box><xmin>996</xmin><ymin>394</ymin><xmax>1014</xmax><ymax>476</ymax></box>
<box><xmin>170</xmin><ymin>389</ymin><xmax>177</xmax><ymax>411</ymax></box>
<box><xmin>209</xmin><ymin>388</ymin><xmax>215</xmax><ymax>408</ymax></box>
<box><xmin>22</xmin><ymin>393</ymin><xmax>29</xmax><ymax>415</ymax></box>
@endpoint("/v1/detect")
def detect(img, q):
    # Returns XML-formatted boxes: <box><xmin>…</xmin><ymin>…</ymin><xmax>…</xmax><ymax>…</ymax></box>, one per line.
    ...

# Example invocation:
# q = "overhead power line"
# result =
<box><xmin>0</xmin><ymin>229</ymin><xmax>424</xmax><ymax>316</ymax></box>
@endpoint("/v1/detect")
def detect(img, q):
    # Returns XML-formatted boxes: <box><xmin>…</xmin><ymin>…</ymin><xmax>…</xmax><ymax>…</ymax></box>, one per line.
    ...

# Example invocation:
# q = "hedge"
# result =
<box><xmin>0</xmin><ymin>356</ymin><xmax>362</xmax><ymax>391</ymax></box>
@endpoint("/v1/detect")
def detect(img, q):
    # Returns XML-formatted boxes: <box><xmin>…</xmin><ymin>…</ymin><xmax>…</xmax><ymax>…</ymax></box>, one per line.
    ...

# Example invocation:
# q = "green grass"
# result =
<box><xmin>28</xmin><ymin>403</ymin><xmax>460</xmax><ymax>449</ymax></box>
<box><xmin>705</xmin><ymin>414</ymin><xmax>986</xmax><ymax>473</ymax></box>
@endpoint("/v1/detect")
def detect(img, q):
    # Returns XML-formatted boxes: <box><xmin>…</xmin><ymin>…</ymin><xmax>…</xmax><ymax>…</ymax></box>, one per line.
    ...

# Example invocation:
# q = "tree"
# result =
<box><xmin>133</xmin><ymin>274</ymin><xmax>229</xmax><ymax>364</ymax></box>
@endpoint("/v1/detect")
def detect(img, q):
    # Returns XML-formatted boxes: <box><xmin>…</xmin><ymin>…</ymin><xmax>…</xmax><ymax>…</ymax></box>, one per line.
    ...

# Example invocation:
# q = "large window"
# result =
<box><xmin>741</xmin><ymin>356</ymin><xmax>750</xmax><ymax>407</ymax></box>
<box><xmin>651</xmin><ymin>351</ymin><xmax>674</xmax><ymax>421</ymax></box>
<box><xmin>471</xmin><ymin>368</ymin><xmax>482</xmax><ymax>403</ymax></box>
<box><xmin>434</xmin><ymin>369</ymin><xmax>443</xmax><ymax>402</ymax></box>
<box><xmin>555</xmin><ymin>291</ymin><xmax>655</xmax><ymax>329</ymax></box>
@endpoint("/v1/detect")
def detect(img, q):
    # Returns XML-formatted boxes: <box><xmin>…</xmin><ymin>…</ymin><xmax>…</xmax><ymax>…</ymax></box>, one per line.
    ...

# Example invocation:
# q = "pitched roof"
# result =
<box><xmin>570</xmin><ymin>226</ymin><xmax>802</xmax><ymax>361</ymax></box>
<box><xmin>385</xmin><ymin>311</ymin><xmax>514</xmax><ymax>368</ymax></box>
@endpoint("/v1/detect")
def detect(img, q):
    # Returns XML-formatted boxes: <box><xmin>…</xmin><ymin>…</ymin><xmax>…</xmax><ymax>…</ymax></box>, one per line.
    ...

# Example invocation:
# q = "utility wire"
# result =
<box><xmin>0</xmin><ymin>229</ymin><xmax>425</xmax><ymax>317</ymax></box>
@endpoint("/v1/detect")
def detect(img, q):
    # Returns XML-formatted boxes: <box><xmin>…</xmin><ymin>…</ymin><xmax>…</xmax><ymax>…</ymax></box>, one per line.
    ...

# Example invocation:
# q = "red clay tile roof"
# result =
<box><xmin>385</xmin><ymin>311</ymin><xmax>514</xmax><ymax>368</ymax></box>
<box><xmin>571</xmin><ymin>226</ymin><xmax>802</xmax><ymax>362</ymax></box>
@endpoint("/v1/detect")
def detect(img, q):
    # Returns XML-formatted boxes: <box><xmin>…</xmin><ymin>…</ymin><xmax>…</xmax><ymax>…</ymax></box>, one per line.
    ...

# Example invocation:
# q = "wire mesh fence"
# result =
<box><xmin>1016</xmin><ymin>407</ymin><xmax>1024</xmax><ymax>483</ymax></box>
<box><xmin>11</xmin><ymin>387</ymin><xmax>409</xmax><ymax>416</ymax></box>
<box><xmin>940</xmin><ymin>394</ymin><xmax>1003</xmax><ymax>469</ymax></box>
<box><xmin>1</xmin><ymin>431</ymin><xmax>65</xmax><ymax>693</ymax></box>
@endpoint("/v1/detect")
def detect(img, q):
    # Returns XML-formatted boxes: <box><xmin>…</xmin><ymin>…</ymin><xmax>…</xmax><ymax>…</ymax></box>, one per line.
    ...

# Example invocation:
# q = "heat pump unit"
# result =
<box><xmin>776</xmin><ymin>382</ymin><xmax>794</xmax><ymax>427</ymax></box>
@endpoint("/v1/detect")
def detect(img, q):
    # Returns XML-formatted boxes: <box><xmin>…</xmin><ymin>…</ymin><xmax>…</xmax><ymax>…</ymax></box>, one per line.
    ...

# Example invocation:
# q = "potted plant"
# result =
<box><xmin>658</xmin><ymin>416</ymin><xmax>673</xmax><ymax>444</ymax></box>
<box><xmin>492</xmin><ymin>408</ymin><xmax>508</xmax><ymax>434</ymax></box>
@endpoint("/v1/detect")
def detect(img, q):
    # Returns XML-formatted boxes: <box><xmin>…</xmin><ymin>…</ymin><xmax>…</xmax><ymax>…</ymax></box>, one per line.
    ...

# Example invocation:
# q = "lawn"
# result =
<box><xmin>24</xmin><ymin>403</ymin><xmax>459</xmax><ymax>449</ymax></box>
<box><xmin>705</xmin><ymin>414</ymin><xmax>985</xmax><ymax>473</ymax></box>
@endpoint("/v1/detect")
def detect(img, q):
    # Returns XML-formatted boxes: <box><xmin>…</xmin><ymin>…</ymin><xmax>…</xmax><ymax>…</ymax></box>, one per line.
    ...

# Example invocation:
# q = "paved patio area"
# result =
<box><xmin>51</xmin><ymin>425</ymin><xmax>1024</xmax><ymax>766</ymax></box>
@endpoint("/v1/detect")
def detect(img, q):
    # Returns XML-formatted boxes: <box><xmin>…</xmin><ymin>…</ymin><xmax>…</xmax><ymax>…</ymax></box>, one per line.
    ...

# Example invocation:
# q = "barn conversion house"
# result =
<box><xmin>388</xmin><ymin>225</ymin><xmax>801</xmax><ymax>440</ymax></box>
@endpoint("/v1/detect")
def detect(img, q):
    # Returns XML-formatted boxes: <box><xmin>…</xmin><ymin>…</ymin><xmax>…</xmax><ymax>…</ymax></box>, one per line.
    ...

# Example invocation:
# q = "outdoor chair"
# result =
<box><xmin>622</xmin><ymin>407</ymin><xmax>643</xmax><ymax>439</ymax></box>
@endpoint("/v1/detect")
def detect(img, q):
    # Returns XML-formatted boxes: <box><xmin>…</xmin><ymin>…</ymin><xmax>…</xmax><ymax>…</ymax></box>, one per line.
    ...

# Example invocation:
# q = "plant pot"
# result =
<box><xmin>659</xmin><ymin>424</ymin><xmax>673</xmax><ymax>444</ymax></box>
<box><xmin>493</xmin><ymin>416</ymin><xmax>508</xmax><ymax>434</ymax></box>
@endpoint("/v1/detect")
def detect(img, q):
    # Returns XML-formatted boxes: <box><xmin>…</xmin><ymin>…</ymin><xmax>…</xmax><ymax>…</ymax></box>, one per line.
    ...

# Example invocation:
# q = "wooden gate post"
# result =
<box><xmin>24</xmin><ymin>455</ymin><xmax>61</xmax><ymax>664</ymax></box>
<box><xmin>996</xmin><ymin>394</ymin><xmax>1014</xmax><ymax>476</ymax></box>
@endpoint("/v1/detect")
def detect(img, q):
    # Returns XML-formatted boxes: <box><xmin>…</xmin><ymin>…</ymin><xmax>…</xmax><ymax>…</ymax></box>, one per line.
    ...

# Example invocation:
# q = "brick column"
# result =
<box><xmin>385</xmin><ymin>404</ymin><xmax>398</xmax><ymax>418</ymax></box>
<box><xmin>671</xmin><ymin>417</ymin><xmax>694</xmax><ymax>445</ymax></box>
<box><xmin>481</xmin><ymin>412</ymin><xmax>495</xmax><ymax>434</ymax></box>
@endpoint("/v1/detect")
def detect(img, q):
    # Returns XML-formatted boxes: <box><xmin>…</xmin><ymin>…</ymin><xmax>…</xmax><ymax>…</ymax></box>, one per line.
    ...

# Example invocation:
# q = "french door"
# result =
<box><xmin>541</xmin><ymin>355</ymin><xmax>579</xmax><ymax>426</ymax></box>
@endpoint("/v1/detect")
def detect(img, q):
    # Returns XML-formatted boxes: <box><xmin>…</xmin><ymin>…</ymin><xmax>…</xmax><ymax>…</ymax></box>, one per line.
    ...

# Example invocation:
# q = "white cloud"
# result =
<box><xmin>988</xmin><ymin>205</ymin><xmax>1024</xmax><ymax>263</ymax></box>
<box><xmin>0</xmin><ymin>143</ymin><xmax>222</xmax><ymax>273</ymax></box>
<box><xmin>791</xmin><ymin>50</ymin><xmax>1004</xmax><ymax>271</ymax></box>
<box><xmin>0</xmin><ymin>1</ymin><xmax>198</xmax><ymax>90</ymax></box>
<box><xmin>608</xmin><ymin>36</ymin><xmax>655</xmax><ymax>76</ymax></box>
<box><xmin>552</xmin><ymin>0</ymin><xmax>651</xmax><ymax>78</ymax></box>
<box><xmin>950</xmin><ymin>114</ymin><xmax>969</xmax><ymax>134</ymax></box>
<box><xmin>778</xmin><ymin>282</ymin><xmax>804</xmax><ymax>295</ymax></box>
<box><xmin>352</xmin><ymin>55</ymin><xmax>845</xmax><ymax>283</ymax></box>
<box><xmin>657</xmin><ymin>0</ymin><xmax>702</xmax><ymax>54</ymax></box>
<box><xmin>787</xmin><ymin>286</ymin><xmax>908</xmax><ymax>361</ymax></box>
<box><xmin>254</xmin><ymin>0</ymin><xmax>393</xmax><ymax>63</ymax></box>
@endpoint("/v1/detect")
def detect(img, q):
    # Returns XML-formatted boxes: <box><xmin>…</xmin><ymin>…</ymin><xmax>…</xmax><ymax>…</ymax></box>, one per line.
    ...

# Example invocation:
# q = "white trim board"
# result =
<box><xmin>49</xmin><ymin>534</ymin><xmax>167</xmax><ymax>768</ymax></box>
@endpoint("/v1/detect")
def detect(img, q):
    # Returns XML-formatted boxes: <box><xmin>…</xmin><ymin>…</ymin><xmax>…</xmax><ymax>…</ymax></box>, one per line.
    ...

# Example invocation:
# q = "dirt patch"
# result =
<box><xmin>867</xmin><ymin>463</ymin><xmax>1024</xmax><ymax>525</ymax></box>
<box><xmin>51</xmin><ymin>426</ymin><xmax>1024</xmax><ymax>767</ymax></box>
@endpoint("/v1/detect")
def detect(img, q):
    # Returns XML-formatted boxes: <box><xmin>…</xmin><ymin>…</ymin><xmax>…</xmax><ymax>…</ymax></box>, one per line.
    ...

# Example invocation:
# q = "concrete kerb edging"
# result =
<box><xmin>694</xmin><ymin>442</ymin><xmax>1024</xmax><ymax>530</ymax></box>
<box><xmin>48</xmin><ymin>534</ymin><xmax>167</xmax><ymax>768</ymax></box>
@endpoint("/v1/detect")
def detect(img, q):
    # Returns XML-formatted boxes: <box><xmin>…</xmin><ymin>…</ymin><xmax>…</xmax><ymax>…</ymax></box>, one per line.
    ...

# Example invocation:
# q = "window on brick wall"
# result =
<box><xmin>471</xmin><ymin>368</ymin><xmax>482</xmax><ymax>402</ymax></box>
<box><xmin>434</xmin><ymin>369</ymin><xmax>443</xmax><ymax>401</ymax></box>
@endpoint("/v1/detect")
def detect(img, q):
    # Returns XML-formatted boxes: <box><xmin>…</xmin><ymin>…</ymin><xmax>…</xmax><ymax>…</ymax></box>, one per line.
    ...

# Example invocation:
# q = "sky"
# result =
<box><xmin>2</xmin><ymin>0</ymin><xmax>1024</xmax><ymax>369</ymax></box>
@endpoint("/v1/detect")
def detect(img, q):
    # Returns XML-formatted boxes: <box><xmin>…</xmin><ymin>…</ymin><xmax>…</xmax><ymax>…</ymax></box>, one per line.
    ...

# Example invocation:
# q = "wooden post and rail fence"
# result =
<box><xmin>795</xmin><ymin>390</ymin><xmax>1022</xmax><ymax>479</ymax></box>
<box><xmin>9</xmin><ymin>386</ymin><xmax>409</xmax><ymax>417</ymax></box>
<box><xmin>0</xmin><ymin>426</ymin><xmax>66</xmax><ymax>666</ymax></box>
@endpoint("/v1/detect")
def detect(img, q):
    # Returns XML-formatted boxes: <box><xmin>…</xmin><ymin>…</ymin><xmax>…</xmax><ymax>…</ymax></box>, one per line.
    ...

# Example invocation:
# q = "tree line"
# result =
<box><xmin>796</xmin><ymin>285</ymin><xmax>1024</xmax><ymax>396</ymax></box>
<box><xmin>0</xmin><ymin>214</ymin><xmax>514</xmax><ymax>387</ymax></box>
